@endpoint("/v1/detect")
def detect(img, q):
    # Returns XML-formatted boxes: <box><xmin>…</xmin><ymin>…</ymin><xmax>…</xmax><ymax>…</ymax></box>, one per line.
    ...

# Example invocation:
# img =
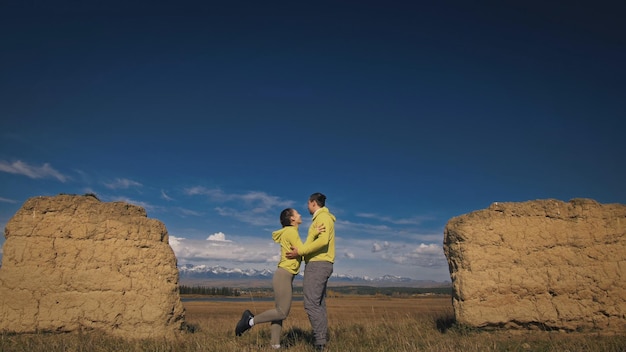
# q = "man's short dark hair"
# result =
<box><xmin>309</xmin><ymin>192</ymin><xmax>326</xmax><ymax>207</ymax></box>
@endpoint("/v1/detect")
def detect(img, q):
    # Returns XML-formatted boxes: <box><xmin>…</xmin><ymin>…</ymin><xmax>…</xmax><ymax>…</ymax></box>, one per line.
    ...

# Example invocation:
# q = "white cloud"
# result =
<box><xmin>168</xmin><ymin>235</ymin><xmax>183</xmax><ymax>247</ymax></box>
<box><xmin>103</xmin><ymin>178</ymin><xmax>142</xmax><ymax>189</ymax></box>
<box><xmin>380</xmin><ymin>243</ymin><xmax>447</xmax><ymax>268</ymax></box>
<box><xmin>206</xmin><ymin>232</ymin><xmax>232</xmax><ymax>242</ymax></box>
<box><xmin>413</xmin><ymin>243</ymin><xmax>443</xmax><ymax>255</ymax></box>
<box><xmin>168</xmin><ymin>234</ymin><xmax>279</xmax><ymax>264</ymax></box>
<box><xmin>168</xmin><ymin>233</ymin><xmax>449</xmax><ymax>280</ymax></box>
<box><xmin>0</xmin><ymin>160</ymin><xmax>68</xmax><ymax>182</ymax></box>
<box><xmin>341</xmin><ymin>238</ymin><xmax>447</xmax><ymax>269</ymax></box>
<box><xmin>372</xmin><ymin>241</ymin><xmax>390</xmax><ymax>252</ymax></box>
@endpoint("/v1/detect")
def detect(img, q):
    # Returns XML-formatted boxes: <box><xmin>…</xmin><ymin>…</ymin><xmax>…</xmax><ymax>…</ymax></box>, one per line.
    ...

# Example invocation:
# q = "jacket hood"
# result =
<box><xmin>272</xmin><ymin>227</ymin><xmax>290</xmax><ymax>243</ymax></box>
<box><xmin>314</xmin><ymin>207</ymin><xmax>336</xmax><ymax>222</ymax></box>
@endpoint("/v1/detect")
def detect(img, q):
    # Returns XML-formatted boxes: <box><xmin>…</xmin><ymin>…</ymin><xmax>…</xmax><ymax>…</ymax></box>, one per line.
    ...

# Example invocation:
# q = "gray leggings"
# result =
<box><xmin>253</xmin><ymin>267</ymin><xmax>295</xmax><ymax>346</ymax></box>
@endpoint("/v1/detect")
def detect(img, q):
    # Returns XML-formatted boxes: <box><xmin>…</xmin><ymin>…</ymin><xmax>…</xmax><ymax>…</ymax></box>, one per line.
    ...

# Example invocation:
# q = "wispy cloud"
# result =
<box><xmin>184</xmin><ymin>186</ymin><xmax>224</xmax><ymax>198</ymax></box>
<box><xmin>0</xmin><ymin>160</ymin><xmax>68</xmax><ymax>182</ymax></box>
<box><xmin>161</xmin><ymin>190</ymin><xmax>174</xmax><ymax>201</ymax></box>
<box><xmin>336</xmin><ymin>219</ymin><xmax>393</xmax><ymax>235</ymax></box>
<box><xmin>176</xmin><ymin>207</ymin><xmax>203</xmax><ymax>217</ymax></box>
<box><xmin>185</xmin><ymin>187</ymin><xmax>293</xmax><ymax>208</ymax></box>
<box><xmin>215</xmin><ymin>207</ymin><xmax>277</xmax><ymax>226</ymax></box>
<box><xmin>103</xmin><ymin>178</ymin><xmax>143</xmax><ymax>189</ymax></box>
<box><xmin>185</xmin><ymin>187</ymin><xmax>294</xmax><ymax>226</ymax></box>
<box><xmin>356</xmin><ymin>212</ymin><xmax>433</xmax><ymax>225</ymax></box>
<box><xmin>0</xmin><ymin>197</ymin><xmax>18</xmax><ymax>204</ymax></box>
<box><xmin>110</xmin><ymin>196</ymin><xmax>158</xmax><ymax>212</ymax></box>
<box><xmin>336</xmin><ymin>218</ymin><xmax>443</xmax><ymax>243</ymax></box>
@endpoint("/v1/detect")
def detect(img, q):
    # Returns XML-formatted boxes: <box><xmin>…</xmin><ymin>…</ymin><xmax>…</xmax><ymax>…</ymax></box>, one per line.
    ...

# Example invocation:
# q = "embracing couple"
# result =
<box><xmin>235</xmin><ymin>192</ymin><xmax>336</xmax><ymax>351</ymax></box>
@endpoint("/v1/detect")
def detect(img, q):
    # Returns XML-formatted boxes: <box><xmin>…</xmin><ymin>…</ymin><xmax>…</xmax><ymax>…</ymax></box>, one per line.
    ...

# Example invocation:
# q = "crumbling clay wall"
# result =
<box><xmin>444</xmin><ymin>198</ymin><xmax>625</xmax><ymax>332</ymax></box>
<box><xmin>0</xmin><ymin>194</ymin><xmax>185</xmax><ymax>339</ymax></box>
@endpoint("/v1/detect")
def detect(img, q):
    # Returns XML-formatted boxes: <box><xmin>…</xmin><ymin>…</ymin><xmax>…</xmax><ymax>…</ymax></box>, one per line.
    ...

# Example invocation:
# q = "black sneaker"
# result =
<box><xmin>315</xmin><ymin>344</ymin><xmax>325</xmax><ymax>351</ymax></box>
<box><xmin>235</xmin><ymin>309</ymin><xmax>254</xmax><ymax>336</ymax></box>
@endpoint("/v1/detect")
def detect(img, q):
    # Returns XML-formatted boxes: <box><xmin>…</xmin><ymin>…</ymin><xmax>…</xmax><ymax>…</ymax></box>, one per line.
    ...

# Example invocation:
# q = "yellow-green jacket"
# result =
<box><xmin>299</xmin><ymin>207</ymin><xmax>336</xmax><ymax>263</ymax></box>
<box><xmin>272</xmin><ymin>226</ymin><xmax>304</xmax><ymax>274</ymax></box>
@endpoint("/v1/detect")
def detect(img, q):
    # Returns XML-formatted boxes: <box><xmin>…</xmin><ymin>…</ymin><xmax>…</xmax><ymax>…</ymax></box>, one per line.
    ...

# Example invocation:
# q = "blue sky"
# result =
<box><xmin>1</xmin><ymin>1</ymin><xmax>624</xmax><ymax>282</ymax></box>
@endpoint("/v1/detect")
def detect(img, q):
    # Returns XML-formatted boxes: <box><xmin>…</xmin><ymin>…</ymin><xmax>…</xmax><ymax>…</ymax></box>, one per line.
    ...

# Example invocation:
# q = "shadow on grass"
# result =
<box><xmin>436</xmin><ymin>315</ymin><xmax>456</xmax><ymax>333</ymax></box>
<box><xmin>182</xmin><ymin>322</ymin><xmax>201</xmax><ymax>333</ymax></box>
<box><xmin>282</xmin><ymin>327</ymin><xmax>315</xmax><ymax>348</ymax></box>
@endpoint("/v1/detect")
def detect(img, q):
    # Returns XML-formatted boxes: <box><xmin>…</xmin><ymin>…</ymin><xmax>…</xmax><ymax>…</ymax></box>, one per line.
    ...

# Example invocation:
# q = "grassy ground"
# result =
<box><xmin>1</xmin><ymin>295</ymin><xmax>624</xmax><ymax>351</ymax></box>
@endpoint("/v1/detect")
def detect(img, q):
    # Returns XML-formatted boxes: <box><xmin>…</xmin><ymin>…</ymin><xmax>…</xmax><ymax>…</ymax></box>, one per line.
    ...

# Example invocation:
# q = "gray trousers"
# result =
<box><xmin>253</xmin><ymin>267</ymin><xmax>295</xmax><ymax>346</ymax></box>
<box><xmin>303</xmin><ymin>261</ymin><xmax>333</xmax><ymax>346</ymax></box>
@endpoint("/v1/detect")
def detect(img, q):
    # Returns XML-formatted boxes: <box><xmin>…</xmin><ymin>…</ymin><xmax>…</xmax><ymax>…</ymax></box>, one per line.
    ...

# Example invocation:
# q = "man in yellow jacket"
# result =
<box><xmin>286</xmin><ymin>192</ymin><xmax>336</xmax><ymax>351</ymax></box>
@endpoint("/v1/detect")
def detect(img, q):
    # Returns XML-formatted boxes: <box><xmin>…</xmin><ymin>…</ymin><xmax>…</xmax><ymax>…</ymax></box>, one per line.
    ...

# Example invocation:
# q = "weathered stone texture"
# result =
<box><xmin>0</xmin><ymin>194</ymin><xmax>185</xmax><ymax>339</ymax></box>
<box><xmin>444</xmin><ymin>198</ymin><xmax>626</xmax><ymax>332</ymax></box>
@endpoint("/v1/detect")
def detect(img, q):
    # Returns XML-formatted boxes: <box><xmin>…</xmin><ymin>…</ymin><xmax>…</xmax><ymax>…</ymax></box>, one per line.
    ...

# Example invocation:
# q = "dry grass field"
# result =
<box><xmin>1</xmin><ymin>295</ymin><xmax>625</xmax><ymax>351</ymax></box>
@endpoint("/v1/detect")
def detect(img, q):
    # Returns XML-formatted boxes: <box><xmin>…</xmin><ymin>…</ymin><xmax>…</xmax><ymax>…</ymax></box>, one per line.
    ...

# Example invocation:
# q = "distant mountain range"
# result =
<box><xmin>178</xmin><ymin>264</ymin><xmax>450</xmax><ymax>288</ymax></box>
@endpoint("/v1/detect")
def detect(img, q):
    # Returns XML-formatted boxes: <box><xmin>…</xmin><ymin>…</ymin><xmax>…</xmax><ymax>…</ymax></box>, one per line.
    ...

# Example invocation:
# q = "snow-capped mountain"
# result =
<box><xmin>177</xmin><ymin>264</ymin><xmax>449</xmax><ymax>287</ymax></box>
<box><xmin>178</xmin><ymin>264</ymin><xmax>274</xmax><ymax>279</ymax></box>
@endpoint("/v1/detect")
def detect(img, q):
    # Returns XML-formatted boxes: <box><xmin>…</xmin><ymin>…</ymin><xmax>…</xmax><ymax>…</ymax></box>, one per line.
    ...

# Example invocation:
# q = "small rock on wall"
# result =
<box><xmin>0</xmin><ymin>194</ymin><xmax>186</xmax><ymax>339</ymax></box>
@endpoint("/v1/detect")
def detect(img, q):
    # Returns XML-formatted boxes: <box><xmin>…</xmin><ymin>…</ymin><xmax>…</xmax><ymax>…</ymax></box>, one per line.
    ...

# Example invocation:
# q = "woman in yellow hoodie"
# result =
<box><xmin>235</xmin><ymin>208</ymin><xmax>323</xmax><ymax>349</ymax></box>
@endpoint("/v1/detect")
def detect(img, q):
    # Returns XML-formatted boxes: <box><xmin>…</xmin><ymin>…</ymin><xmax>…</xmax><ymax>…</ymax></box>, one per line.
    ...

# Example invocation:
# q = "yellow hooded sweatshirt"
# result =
<box><xmin>298</xmin><ymin>207</ymin><xmax>336</xmax><ymax>263</ymax></box>
<box><xmin>272</xmin><ymin>226</ymin><xmax>305</xmax><ymax>275</ymax></box>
